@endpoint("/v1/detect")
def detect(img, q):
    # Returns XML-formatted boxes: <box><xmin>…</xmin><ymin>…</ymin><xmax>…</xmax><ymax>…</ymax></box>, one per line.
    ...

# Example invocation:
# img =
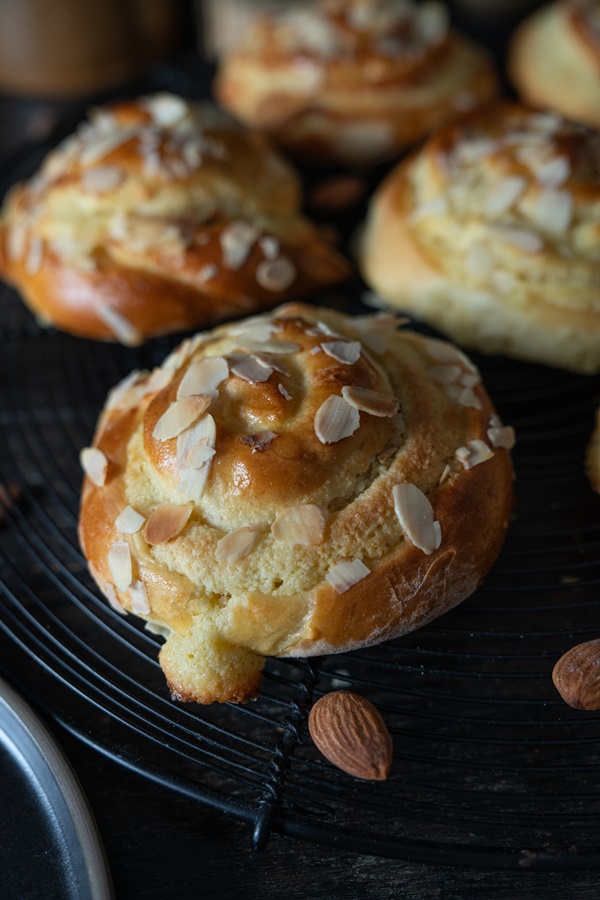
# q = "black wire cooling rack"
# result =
<box><xmin>1</xmin><ymin>123</ymin><xmax>600</xmax><ymax>873</ymax></box>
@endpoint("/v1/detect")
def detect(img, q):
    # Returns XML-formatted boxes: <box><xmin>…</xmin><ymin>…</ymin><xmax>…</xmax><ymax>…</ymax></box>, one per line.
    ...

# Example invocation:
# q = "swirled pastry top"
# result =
<box><xmin>79</xmin><ymin>303</ymin><xmax>514</xmax><ymax>705</ymax></box>
<box><xmin>214</xmin><ymin>0</ymin><xmax>497</xmax><ymax>166</ymax></box>
<box><xmin>510</xmin><ymin>1</ymin><xmax>600</xmax><ymax>130</ymax></box>
<box><xmin>0</xmin><ymin>93</ymin><xmax>348</xmax><ymax>343</ymax></box>
<box><xmin>359</xmin><ymin>102</ymin><xmax>600</xmax><ymax>372</ymax></box>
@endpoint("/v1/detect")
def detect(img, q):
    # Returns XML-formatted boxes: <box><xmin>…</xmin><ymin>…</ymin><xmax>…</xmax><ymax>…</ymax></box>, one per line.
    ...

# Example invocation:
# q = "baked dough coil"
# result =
<box><xmin>510</xmin><ymin>1</ymin><xmax>600</xmax><ymax>130</ymax></box>
<box><xmin>359</xmin><ymin>102</ymin><xmax>600</xmax><ymax>373</ymax></box>
<box><xmin>214</xmin><ymin>0</ymin><xmax>497</xmax><ymax>167</ymax></box>
<box><xmin>0</xmin><ymin>94</ymin><xmax>348</xmax><ymax>343</ymax></box>
<box><xmin>587</xmin><ymin>410</ymin><xmax>600</xmax><ymax>493</ymax></box>
<box><xmin>79</xmin><ymin>302</ymin><xmax>514</xmax><ymax>704</ymax></box>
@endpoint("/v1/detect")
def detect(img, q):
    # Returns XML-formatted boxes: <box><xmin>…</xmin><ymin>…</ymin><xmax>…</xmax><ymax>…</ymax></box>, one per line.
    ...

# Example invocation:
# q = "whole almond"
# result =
<box><xmin>552</xmin><ymin>639</ymin><xmax>600</xmax><ymax>710</ymax></box>
<box><xmin>308</xmin><ymin>691</ymin><xmax>393</xmax><ymax>780</ymax></box>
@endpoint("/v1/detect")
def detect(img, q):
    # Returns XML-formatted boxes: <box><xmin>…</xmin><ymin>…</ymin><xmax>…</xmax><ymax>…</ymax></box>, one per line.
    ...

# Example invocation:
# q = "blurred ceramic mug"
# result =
<box><xmin>0</xmin><ymin>0</ymin><xmax>180</xmax><ymax>97</ymax></box>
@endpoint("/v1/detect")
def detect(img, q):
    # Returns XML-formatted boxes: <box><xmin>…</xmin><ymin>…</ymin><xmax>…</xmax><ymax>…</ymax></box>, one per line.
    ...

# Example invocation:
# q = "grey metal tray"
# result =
<box><xmin>0</xmin><ymin>676</ymin><xmax>113</xmax><ymax>900</ymax></box>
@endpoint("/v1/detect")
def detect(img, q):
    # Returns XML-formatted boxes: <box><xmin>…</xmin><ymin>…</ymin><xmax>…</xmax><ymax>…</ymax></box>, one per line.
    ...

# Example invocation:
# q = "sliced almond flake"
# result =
<box><xmin>528</xmin><ymin>112</ymin><xmax>562</xmax><ymax>133</ymax></box>
<box><xmin>146</xmin><ymin>367</ymin><xmax>174</xmax><ymax>395</ymax></box>
<box><xmin>105</xmin><ymin>370</ymin><xmax>144</xmax><ymax>411</ymax></box>
<box><xmin>536</xmin><ymin>156</ymin><xmax>570</xmax><ymax>187</ymax></box>
<box><xmin>177</xmin><ymin>356</ymin><xmax>228</xmax><ymax>399</ymax></box>
<box><xmin>241</xmin><ymin>431</ymin><xmax>278</xmax><ymax>452</ymax></box>
<box><xmin>309</xmin><ymin>345</ymin><xmax>323</xmax><ymax>356</ymax></box>
<box><xmin>428</xmin><ymin>364</ymin><xmax>462</xmax><ymax>385</ymax></box>
<box><xmin>392</xmin><ymin>483</ymin><xmax>442</xmax><ymax>556</ymax></box>
<box><xmin>105</xmin><ymin>582</ymin><xmax>127</xmax><ymax>615</ymax></box>
<box><xmin>128</xmin><ymin>579</ymin><xmax>150</xmax><ymax>615</ymax></box>
<box><xmin>186</xmin><ymin>443</ymin><xmax>215</xmax><ymax>468</ymax></box>
<box><xmin>500</xmin><ymin>228</ymin><xmax>543</xmax><ymax>254</ymax></box>
<box><xmin>439</xmin><ymin>464</ymin><xmax>451</xmax><ymax>485</ymax></box>
<box><xmin>459</xmin><ymin>371</ymin><xmax>480</xmax><ymax>389</ymax></box>
<box><xmin>144</xmin><ymin>504</ymin><xmax>192</xmax><ymax>545</ymax></box>
<box><xmin>177</xmin><ymin>462</ymin><xmax>212</xmax><ymax>502</ymax></box>
<box><xmin>215</xmin><ymin>526</ymin><xmax>261</xmax><ymax>562</ymax></box>
<box><xmin>523</xmin><ymin>188</ymin><xmax>572</xmax><ymax>235</ymax></box>
<box><xmin>108</xmin><ymin>540</ymin><xmax>132</xmax><ymax>591</ymax></box>
<box><xmin>152</xmin><ymin>396</ymin><xmax>211</xmax><ymax>441</ymax></box>
<box><xmin>228</xmin><ymin>318</ymin><xmax>277</xmax><ymax>343</ymax></box>
<box><xmin>513</xmin><ymin>144</ymin><xmax>552</xmax><ymax>172</ymax></box>
<box><xmin>220</xmin><ymin>221</ymin><xmax>259</xmax><ymax>269</ymax></box>
<box><xmin>259</xmin><ymin>236</ymin><xmax>279</xmax><ymax>260</ymax></box>
<box><xmin>409</xmin><ymin>195</ymin><xmax>448</xmax><ymax>224</ymax></box>
<box><xmin>465</xmin><ymin>244</ymin><xmax>492</xmax><ymax>279</ymax></box>
<box><xmin>7</xmin><ymin>222</ymin><xmax>27</xmax><ymax>262</ymax></box>
<box><xmin>321</xmin><ymin>341</ymin><xmax>361</xmax><ymax>365</ymax></box>
<box><xmin>491</xmin><ymin>270</ymin><xmax>516</xmax><ymax>294</ymax></box>
<box><xmin>97</xmin><ymin>305</ymin><xmax>142</xmax><ymax>346</ymax></box>
<box><xmin>251</xmin><ymin>352</ymin><xmax>291</xmax><ymax>376</ymax></box>
<box><xmin>456</xmin><ymin>138</ymin><xmax>498</xmax><ymax>165</ymax></box>
<box><xmin>177</xmin><ymin>413</ymin><xmax>216</xmax><ymax>468</ymax></box>
<box><xmin>309</xmin><ymin>321</ymin><xmax>343</xmax><ymax>338</ymax></box>
<box><xmin>198</xmin><ymin>263</ymin><xmax>218</xmax><ymax>283</ymax></box>
<box><xmin>422</xmin><ymin>337</ymin><xmax>479</xmax><ymax>375</ymax></box>
<box><xmin>455</xmin><ymin>439</ymin><xmax>494</xmax><ymax>469</ymax></box>
<box><xmin>229</xmin><ymin>354</ymin><xmax>272</xmax><ymax>383</ymax></box>
<box><xmin>278</xmin><ymin>383</ymin><xmax>292</xmax><ymax>400</ymax></box>
<box><xmin>81</xmin><ymin>165</ymin><xmax>123</xmax><ymax>193</ymax></box>
<box><xmin>487</xmin><ymin>425</ymin><xmax>516</xmax><ymax>449</ymax></box>
<box><xmin>243</xmin><ymin>340</ymin><xmax>301</xmax><ymax>355</ymax></box>
<box><xmin>341</xmin><ymin>385</ymin><xmax>399</xmax><ymax>417</ymax></box>
<box><xmin>457</xmin><ymin>386</ymin><xmax>482</xmax><ymax>410</ymax></box>
<box><xmin>143</xmin><ymin>93</ymin><xmax>188</xmax><ymax>127</ymax></box>
<box><xmin>325</xmin><ymin>558</ymin><xmax>370</xmax><ymax>594</ymax></box>
<box><xmin>255</xmin><ymin>257</ymin><xmax>296</xmax><ymax>292</ymax></box>
<box><xmin>489</xmin><ymin>413</ymin><xmax>502</xmax><ymax>428</ymax></box>
<box><xmin>314</xmin><ymin>395</ymin><xmax>360</xmax><ymax>444</ymax></box>
<box><xmin>272</xmin><ymin>504</ymin><xmax>327</xmax><ymax>545</ymax></box>
<box><xmin>79</xmin><ymin>126</ymin><xmax>138</xmax><ymax>165</ymax></box>
<box><xmin>80</xmin><ymin>447</ymin><xmax>108</xmax><ymax>486</ymax></box>
<box><xmin>163</xmin><ymin>333</ymin><xmax>206</xmax><ymax>372</ymax></box>
<box><xmin>144</xmin><ymin>618</ymin><xmax>171</xmax><ymax>637</ymax></box>
<box><xmin>484</xmin><ymin>176</ymin><xmax>527</xmax><ymax>218</ymax></box>
<box><xmin>25</xmin><ymin>235</ymin><xmax>43</xmax><ymax>275</ymax></box>
<box><xmin>418</xmin><ymin>2</ymin><xmax>449</xmax><ymax>44</ymax></box>
<box><xmin>115</xmin><ymin>505</ymin><xmax>145</xmax><ymax>534</ymax></box>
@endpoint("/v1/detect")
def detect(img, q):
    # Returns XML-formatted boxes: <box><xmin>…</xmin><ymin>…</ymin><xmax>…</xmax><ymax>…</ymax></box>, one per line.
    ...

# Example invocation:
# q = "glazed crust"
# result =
<box><xmin>214</xmin><ymin>0</ymin><xmax>497</xmax><ymax>167</ymax></box>
<box><xmin>0</xmin><ymin>94</ymin><xmax>348</xmax><ymax>343</ymax></box>
<box><xmin>359</xmin><ymin>102</ymin><xmax>600</xmax><ymax>373</ymax></box>
<box><xmin>79</xmin><ymin>303</ymin><xmax>513</xmax><ymax>705</ymax></box>
<box><xmin>587</xmin><ymin>409</ymin><xmax>600</xmax><ymax>493</ymax></box>
<box><xmin>509</xmin><ymin>1</ymin><xmax>600</xmax><ymax>129</ymax></box>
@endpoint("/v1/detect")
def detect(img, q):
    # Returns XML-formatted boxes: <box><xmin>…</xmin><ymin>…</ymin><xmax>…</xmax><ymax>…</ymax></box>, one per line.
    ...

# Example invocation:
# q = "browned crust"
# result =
<box><xmin>214</xmin><ymin>33</ymin><xmax>498</xmax><ymax>166</ymax></box>
<box><xmin>586</xmin><ymin>408</ymin><xmax>600</xmax><ymax>494</ymax></box>
<box><xmin>0</xmin><ymin>223</ymin><xmax>349</xmax><ymax>343</ymax></box>
<box><xmin>79</xmin><ymin>305</ymin><xmax>514</xmax><ymax>704</ymax></box>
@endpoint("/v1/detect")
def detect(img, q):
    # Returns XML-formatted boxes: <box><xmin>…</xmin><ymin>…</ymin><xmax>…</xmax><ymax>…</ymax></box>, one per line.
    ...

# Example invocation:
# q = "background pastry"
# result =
<box><xmin>79</xmin><ymin>303</ymin><xmax>514</xmax><ymax>705</ymax></box>
<box><xmin>214</xmin><ymin>0</ymin><xmax>498</xmax><ymax>167</ymax></box>
<box><xmin>509</xmin><ymin>0</ymin><xmax>600</xmax><ymax>129</ymax></box>
<box><xmin>359</xmin><ymin>102</ymin><xmax>600</xmax><ymax>373</ymax></box>
<box><xmin>0</xmin><ymin>93</ymin><xmax>348</xmax><ymax>344</ymax></box>
<box><xmin>587</xmin><ymin>410</ymin><xmax>600</xmax><ymax>493</ymax></box>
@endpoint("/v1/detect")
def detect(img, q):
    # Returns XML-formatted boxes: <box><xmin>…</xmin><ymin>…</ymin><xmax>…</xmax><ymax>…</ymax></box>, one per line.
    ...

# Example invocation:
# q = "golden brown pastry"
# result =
<box><xmin>587</xmin><ymin>410</ymin><xmax>600</xmax><ymax>492</ymax></box>
<box><xmin>214</xmin><ymin>0</ymin><xmax>497</xmax><ymax>167</ymax></box>
<box><xmin>359</xmin><ymin>102</ymin><xmax>600</xmax><ymax>373</ymax></box>
<box><xmin>0</xmin><ymin>93</ymin><xmax>348</xmax><ymax>344</ymax></box>
<box><xmin>509</xmin><ymin>1</ymin><xmax>600</xmax><ymax>129</ymax></box>
<box><xmin>79</xmin><ymin>303</ymin><xmax>514</xmax><ymax>705</ymax></box>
